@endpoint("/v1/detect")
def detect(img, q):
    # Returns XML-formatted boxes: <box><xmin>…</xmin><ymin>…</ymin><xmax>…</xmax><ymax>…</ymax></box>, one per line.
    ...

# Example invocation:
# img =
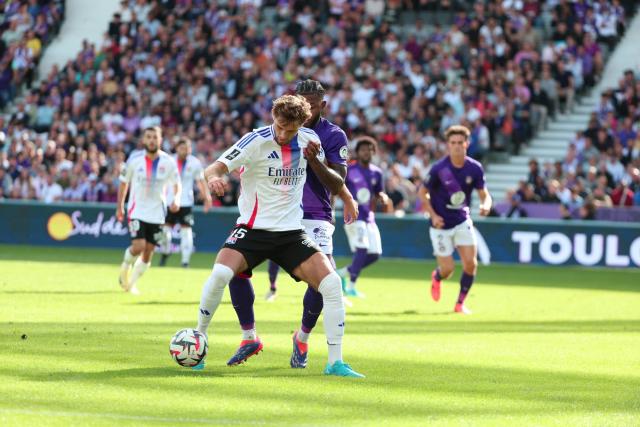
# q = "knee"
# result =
<box><xmin>211</xmin><ymin>263</ymin><xmax>234</xmax><ymax>289</ymax></box>
<box><xmin>462</xmin><ymin>259</ymin><xmax>478</xmax><ymax>275</ymax></box>
<box><xmin>131</xmin><ymin>241</ymin><xmax>144</xmax><ymax>255</ymax></box>
<box><xmin>317</xmin><ymin>272</ymin><xmax>342</xmax><ymax>301</ymax></box>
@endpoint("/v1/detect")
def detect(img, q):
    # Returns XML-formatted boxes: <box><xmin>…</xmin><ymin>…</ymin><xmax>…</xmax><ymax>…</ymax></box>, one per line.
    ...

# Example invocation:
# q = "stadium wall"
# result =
<box><xmin>1</xmin><ymin>201</ymin><xmax>639</xmax><ymax>269</ymax></box>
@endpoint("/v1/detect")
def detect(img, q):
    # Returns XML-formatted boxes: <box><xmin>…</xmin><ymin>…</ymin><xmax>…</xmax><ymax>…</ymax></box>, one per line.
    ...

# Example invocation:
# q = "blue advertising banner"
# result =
<box><xmin>1</xmin><ymin>201</ymin><xmax>639</xmax><ymax>268</ymax></box>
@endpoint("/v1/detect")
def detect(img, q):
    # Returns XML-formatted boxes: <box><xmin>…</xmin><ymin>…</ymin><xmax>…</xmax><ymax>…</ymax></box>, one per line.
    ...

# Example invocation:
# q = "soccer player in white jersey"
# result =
<box><xmin>117</xmin><ymin>126</ymin><xmax>181</xmax><ymax>294</ymax></box>
<box><xmin>193</xmin><ymin>95</ymin><xmax>364</xmax><ymax>378</ymax></box>
<box><xmin>159</xmin><ymin>137</ymin><xmax>212</xmax><ymax>268</ymax></box>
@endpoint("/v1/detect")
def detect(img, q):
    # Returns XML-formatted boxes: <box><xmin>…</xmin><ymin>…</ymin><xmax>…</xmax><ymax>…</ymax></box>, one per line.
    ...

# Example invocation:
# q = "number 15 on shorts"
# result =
<box><xmin>225</xmin><ymin>227</ymin><xmax>247</xmax><ymax>245</ymax></box>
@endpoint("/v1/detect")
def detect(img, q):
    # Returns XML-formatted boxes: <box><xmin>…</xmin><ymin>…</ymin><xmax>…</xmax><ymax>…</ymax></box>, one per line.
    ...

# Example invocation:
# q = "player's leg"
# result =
<box><xmin>192</xmin><ymin>247</ymin><xmax>250</xmax><ymax>370</ymax></box>
<box><xmin>129</xmin><ymin>241</ymin><xmax>156</xmax><ymax>294</ymax></box>
<box><xmin>120</xmin><ymin>219</ymin><xmax>146</xmax><ymax>291</ymax></box>
<box><xmin>196</xmin><ymin>248</ymin><xmax>249</xmax><ymax>336</ymax></box>
<box><xmin>429</xmin><ymin>226</ymin><xmax>455</xmax><ymax>302</ymax></box>
<box><xmin>453</xmin><ymin>220</ymin><xmax>478</xmax><ymax>314</ymax></box>
<box><xmin>338</xmin><ymin>220</ymin><xmax>368</xmax><ymax>295</ymax></box>
<box><xmin>158</xmin><ymin>222</ymin><xmax>174</xmax><ymax>267</ymax></box>
<box><xmin>227</xmin><ymin>274</ymin><xmax>264</xmax><ymax>366</ymax></box>
<box><xmin>179</xmin><ymin>209</ymin><xmax>195</xmax><ymax>267</ymax></box>
<box><xmin>265</xmin><ymin>260</ymin><xmax>279</xmax><ymax>301</ymax></box>
<box><xmin>292</xmin><ymin>253</ymin><xmax>364</xmax><ymax>378</ymax></box>
<box><xmin>180</xmin><ymin>226</ymin><xmax>193</xmax><ymax>267</ymax></box>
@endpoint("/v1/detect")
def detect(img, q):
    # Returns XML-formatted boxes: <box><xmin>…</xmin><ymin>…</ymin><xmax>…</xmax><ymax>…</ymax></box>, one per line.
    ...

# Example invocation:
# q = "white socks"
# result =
<box><xmin>123</xmin><ymin>247</ymin><xmax>137</xmax><ymax>266</ymax></box>
<box><xmin>318</xmin><ymin>272</ymin><xmax>345</xmax><ymax>365</ymax></box>
<box><xmin>242</xmin><ymin>328</ymin><xmax>257</xmax><ymax>341</ymax></box>
<box><xmin>296</xmin><ymin>329</ymin><xmax>310</xmax><ymax>343</ymax></box>
<box><xmin>196</xmin><ymin>263</ymin><xmax>234</xmax><ymax>335</ymax></box>
<box><xmin>130</xmin><ymin>257</ymin><xmax>150</xmax><ymax>287</ymax></box>
<box><xmin>160</xmin><ymin>226</ymin><xmax>172</xmax><ymax>255</ymax></box>
<box><xmin>180</xmin><ymin>227</ymin><xmax>193</xmax><ymax>264</ymax></box>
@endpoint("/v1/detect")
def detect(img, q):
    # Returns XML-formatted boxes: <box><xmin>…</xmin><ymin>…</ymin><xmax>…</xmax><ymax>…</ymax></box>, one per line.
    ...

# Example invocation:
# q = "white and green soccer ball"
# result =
<box><xmin>169</xmin><ymin>328</ymin><xmax>207</xmax><ymax>367</ymax></box>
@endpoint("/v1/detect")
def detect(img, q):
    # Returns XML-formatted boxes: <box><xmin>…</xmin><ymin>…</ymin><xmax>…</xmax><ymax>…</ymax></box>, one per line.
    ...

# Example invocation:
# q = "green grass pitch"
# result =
<box><xmin>0</xmin><ymin>244</ymin><xmax>639</xmax><ymax>427</ymax></box>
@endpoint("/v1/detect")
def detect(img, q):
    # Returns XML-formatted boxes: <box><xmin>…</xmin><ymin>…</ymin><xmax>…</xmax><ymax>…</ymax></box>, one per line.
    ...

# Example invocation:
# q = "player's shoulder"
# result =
<box><xmin>253</xmin><ymin>125</ymin><xmax>273</xmax><ymax>140</ymax></box>
<box><xmin>369</xmin><ymin>163</ymin><xmax>384</xmax><ymax>175</ymax></box>
<box><xmin>238</xmin><ymin>127</ymin><xmax>271</xmax><ymax>148</ymax></box>
<box><xmin>465</xmin><ymin>156</ymin><xmax>485</xmax><ymax>172</ymax></box>
<box><xmin>299</xmin><ymin>126</ymin><xmax>320</xmax><ymax>140</ymax></box>
<box><xmin>126</xmin><ymin>149</ymin><xmax>145</xmax><ymax>164</ymax></box>
<box><xmin>320</xmin><ymin>118</ymin><xmax>347</xmax><ymax>136</ymax></box>
<box><xmin>430</xmin><ymin>155</ymin><xmax>449</xmax><ymax>171</ymax></box>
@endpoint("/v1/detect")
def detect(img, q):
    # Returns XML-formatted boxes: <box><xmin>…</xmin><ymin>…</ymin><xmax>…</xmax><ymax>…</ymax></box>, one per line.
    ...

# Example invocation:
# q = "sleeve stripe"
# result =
<box><xmin>238</xmin><ymin>133</ymin><xmax>258</xmax><ymax>148</ymax></box>
<box><xmin>257</xmin><ymin>128</ymin><xmax>271</xmax><ymax>137</ymax></box>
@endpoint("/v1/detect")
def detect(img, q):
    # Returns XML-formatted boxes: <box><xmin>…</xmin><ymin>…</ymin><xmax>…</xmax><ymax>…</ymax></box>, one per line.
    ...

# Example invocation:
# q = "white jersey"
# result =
<box><xmin>166</xmin><ymin>154</ymin><xmax>205</xmax><ymax>207</ymax></box>
<box><xmin>218</xmin><ymin>125</ymin><xmax>321</xmax><ymax>232</ymax></box>
<box><xmin>120</xmin><ymin>151</ymin><xmax>179</xmax><ymax>224</ymax></box>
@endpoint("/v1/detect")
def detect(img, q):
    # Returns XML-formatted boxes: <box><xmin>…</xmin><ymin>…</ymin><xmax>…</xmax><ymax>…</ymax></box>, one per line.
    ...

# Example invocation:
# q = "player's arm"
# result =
<box><xmin>337</xmin><ymin>183</ymin><xmax>358</xmax><ymax>224</ymax></box>
<box><xmin>116</xmin><ymin>181</ymin><xmax>129</xmax><ymax>222</ymax></box>
<box><xmin>204</xmin><ymin>161</ymin><xmax>229</xmax><ymax>196</ymax></box>
<box><xmin>477</xmin><ymin>187</ymin><xmax>492</xmax><ymax>216</ymax></box>
<box><xmin>306</xmin><ymin>149</ymin><xmax>345</xmax><ymax>195</ymax></box>
<box><xmin>116</xmin><ymin>160</ymin><xmax>133</xmax><ymax>222</ymax></box>
<box><xmin>196</xmin><ymin>178</ymin><xmax>212</xmax><ymax>213</ymax></box>
<box><xmin>375</xmin><ymin>191</ymin><xmax>394</xmax><ymax>213</ymax></box>
<box><xmin>418</xmin><ymin>185</ymin><xmax>444</xmax><ymax>229</ymax></box>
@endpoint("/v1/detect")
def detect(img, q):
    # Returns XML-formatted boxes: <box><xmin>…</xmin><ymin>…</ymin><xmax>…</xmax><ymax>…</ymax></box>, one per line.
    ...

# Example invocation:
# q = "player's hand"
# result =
<box><xmin>303</xmin><ymin>140</ymin><xmax>321</xmax><ymax>160</ymax></box>
<box><xmin>169</xmin><ymin>202</ymin><xmax>180</xmax><ymax>213</ymax></box>
<box><xmin>207</xmin><ymin>176</ymin><xmax>226</xmax><ymax>196</ymax></box>
<box><xmin>116</xmin><ymin>205</ymin><xmax>124</xmax><ymax>222</ymax></box>
<box><xmin>479</xmin><ymin>206</ymin><xmax>490</xmax><ymax>216</ymax></box>
<box><xmin>431</xmin><ymin>214</ymin><xmax>445</xmax><ymax>229</ymax></box>
<box><xmin>203</xmin><ymin>196</ymin><xmax>212</xmax><ymax>213</ymax></box>
<box><xmin>343</xmin><ymin>196</ymin><xmax>359</xmax><ymax>225</ymax></box>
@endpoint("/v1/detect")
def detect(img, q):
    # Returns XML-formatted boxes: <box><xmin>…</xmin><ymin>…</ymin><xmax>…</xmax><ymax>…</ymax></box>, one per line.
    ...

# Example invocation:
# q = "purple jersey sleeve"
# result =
<box><xmin>323</xmin><ymin>128</ymin><xmax>349</xmax><ymax>167</ymax></box>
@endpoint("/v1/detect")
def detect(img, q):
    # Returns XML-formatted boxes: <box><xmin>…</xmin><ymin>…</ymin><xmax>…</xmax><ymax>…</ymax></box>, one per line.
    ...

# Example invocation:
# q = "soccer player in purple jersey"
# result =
<box><xmin>418</xmin><ymin>125</ymin><xmax>492</xmax><ymax>314</ymax></box>
<box><xmin>337</xmin><ymin>136</ymin><xmax>393</xmax><ymax>298</ymax></box>
<box><xmin>227</xmin><ymin>80</ymin><xmax>359</xmax><ymax>369</ymax></box>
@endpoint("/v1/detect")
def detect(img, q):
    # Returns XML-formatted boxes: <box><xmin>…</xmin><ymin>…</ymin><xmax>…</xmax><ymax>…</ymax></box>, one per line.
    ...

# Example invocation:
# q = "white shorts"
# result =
<box><xmin>344</xmin><ymin>220</ymin><xmax>382</xmax><ymax>255</ymax></box>
<box><xmin>429</xmin><ymin>218</ymin><xmax>477</xmax><ymax>257</ymax></box>
<box><xmin>302</xmin><ymin>219</ymin><xmax>335</xmax><ymax>255</ymax></box>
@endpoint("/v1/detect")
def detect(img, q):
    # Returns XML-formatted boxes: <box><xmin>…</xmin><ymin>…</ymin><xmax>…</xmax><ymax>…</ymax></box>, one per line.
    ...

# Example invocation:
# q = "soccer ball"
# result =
<box><xmin>169</xmin><ymin>328</ymin><xmax>207</xmax><ymax>367</ymax></box>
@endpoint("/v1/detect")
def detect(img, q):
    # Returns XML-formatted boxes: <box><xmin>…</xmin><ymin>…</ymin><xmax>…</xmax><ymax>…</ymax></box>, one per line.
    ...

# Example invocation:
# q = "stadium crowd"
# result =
<box><xmin>0</xmin><ymin>0</ymin><xmax>65</xmax><ymax>108</ymax></box>
<box><xmin>0</xmin><ymin>0</ymin><xmax>638</xmax><ymax>215</ymax></box>
<box><xmin>506</xmin><ymin>66</ymin><xmax>640</xmax><ymax>220</ymax></box>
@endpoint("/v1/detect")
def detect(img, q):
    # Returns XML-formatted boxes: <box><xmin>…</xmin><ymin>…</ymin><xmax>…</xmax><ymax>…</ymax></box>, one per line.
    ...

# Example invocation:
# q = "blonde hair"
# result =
<box><xmin>271</xmin><ymin>95</ymin><xmax>312</xmax><ymax>125</ymax></box>
<box><xmin>444</xmin><ymin>125</ymin><xmax>470</xmax><ymax>142</ymax></box>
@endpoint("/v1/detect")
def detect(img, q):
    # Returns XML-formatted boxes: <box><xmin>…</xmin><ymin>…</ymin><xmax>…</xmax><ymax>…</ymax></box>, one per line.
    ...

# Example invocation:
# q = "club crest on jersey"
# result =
<box><xmin>339</xmin><ymin>146</ymin><xmax>348</xmax><ymax>160</ymax></box>
<box><xmin>159</xmin><ymin>166</ymin><xmax>165</xmax><ymax>173</ymax></box>
<box><xmin>466</xmin><ymin>176</ymin><xmax>473</xmax><ymax>185</ymax></box>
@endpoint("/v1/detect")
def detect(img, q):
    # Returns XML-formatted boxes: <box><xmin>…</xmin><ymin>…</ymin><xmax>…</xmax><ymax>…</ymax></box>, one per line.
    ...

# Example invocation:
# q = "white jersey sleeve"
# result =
<box><xmin>119</xmin><ymin>159</ymin><xmax>134</xmax><ymax>184</ymax></box>
<box><xmin>218</xmin><ymin>131</ymin><xmax>261</xmax><ymax>172</ymax></box>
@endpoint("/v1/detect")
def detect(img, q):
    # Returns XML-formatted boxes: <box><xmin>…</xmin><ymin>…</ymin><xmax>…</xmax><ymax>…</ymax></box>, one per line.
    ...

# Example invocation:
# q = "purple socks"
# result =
<box><xmin>348</xmin><ymin>248</ymin><xmax>379</xmax><ymax>282</ymax></box>
<box><xmin>229</xmin><ymin>276</ymin><xmax>255</xmax><ymax>329</ymax></box>
<box><xmin>458</xmin><ymin>272</ymin><xmax>475</xmax><ymax>304</ymax></box>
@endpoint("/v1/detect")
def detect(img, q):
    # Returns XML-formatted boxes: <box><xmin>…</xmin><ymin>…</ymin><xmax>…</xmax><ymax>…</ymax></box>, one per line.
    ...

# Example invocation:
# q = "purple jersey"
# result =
<box><xmin>302</xmin><ymin>117</ymin><xmax>349</xmax><ymax>222</ymax></box>
<box><xmin>345</xmin><ymin>162</ymin><xmax>384</xmax><ymax>223</ymax></box>
<box><xmin>424</xmin><ymin>156</ymin><xmax>485</xmax><ymax>229</ymax></box>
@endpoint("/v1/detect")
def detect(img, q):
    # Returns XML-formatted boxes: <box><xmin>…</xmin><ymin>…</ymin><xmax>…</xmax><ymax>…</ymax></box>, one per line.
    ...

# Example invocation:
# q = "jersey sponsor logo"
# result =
<box><xmin>225</xmin><ymin>149</ymin><xmax>241</xmax><ymax>161</ymax></box>
<box><xmin>268</xmin><ymin>166</ymin><xmax>305</xmax><ymax>186</ymax></box>
<box><xmin>339</xmin><ymin>146</ymin><xmax>348</xmax><ymax>160</ymax></box>
<box><xmin>466</xmin><ymin>176</ymin><xmax>473</xmax><ymax>185</ymax></box>
<box><xmin>446</xmin><ymin>191</ymin><xmax>466</xmax><ymax>210</ymax></box>
<box><xmin>356</xmin><ymin>188</ymin><xmax>371</xmax><ymax>205</ymax></box>
<box><xmin>267</xmin><ymin>151</ymin><xmax>279</xmax><ymax>159</ymax></box>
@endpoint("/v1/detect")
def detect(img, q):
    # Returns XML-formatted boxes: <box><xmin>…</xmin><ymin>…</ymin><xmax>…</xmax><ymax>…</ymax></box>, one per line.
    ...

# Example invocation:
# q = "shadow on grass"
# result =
<box><xmin>3</xmin><ymin>357</ymin><xmax>639</xmax><ymax>417</ymax></box>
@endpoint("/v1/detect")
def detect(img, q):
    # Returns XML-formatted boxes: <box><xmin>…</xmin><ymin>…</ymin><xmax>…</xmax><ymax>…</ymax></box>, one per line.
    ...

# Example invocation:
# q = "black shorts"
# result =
<box><xmin>222</xmin><ymin>225</ymin><xmax>320</xmax><ymax>281</ymax></box>
<box><xmin>129</xmin><ymin>219</ymin><xmax>163</xmax><ymax>245</ymax></box>
<box><xmin>165</xmin><ymin>207</ymin><xmax>194</xmax><ymax>227</ymax></box>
